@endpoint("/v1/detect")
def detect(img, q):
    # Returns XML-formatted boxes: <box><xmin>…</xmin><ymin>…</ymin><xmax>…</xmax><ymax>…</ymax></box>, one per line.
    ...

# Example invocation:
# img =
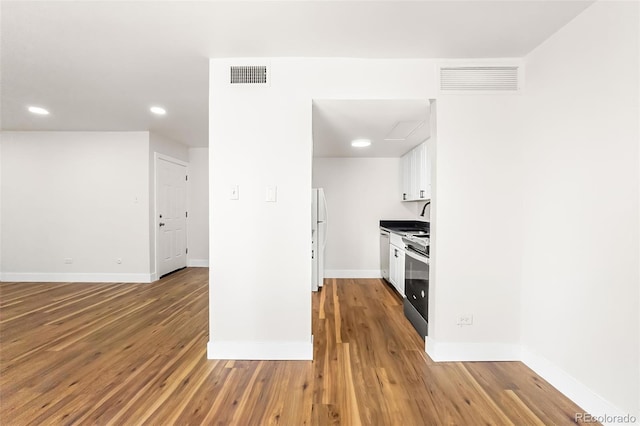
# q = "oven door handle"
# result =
<box><xmin>405</xmin><ymin>246</ymin><xmax>429</xmax><ymax>264</ymax></box>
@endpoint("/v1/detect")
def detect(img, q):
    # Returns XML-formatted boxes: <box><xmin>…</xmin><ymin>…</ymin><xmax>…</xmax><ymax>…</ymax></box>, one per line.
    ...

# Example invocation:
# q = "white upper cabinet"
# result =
<box><xmin>401</xmin><ymin>152</ymin><xmax>413</xmax><ymax>201</ymax></box>
<box><xmin>416</xmin><ymin>143</ymin><xmax>430</xmax><ymax>200</ymax></box>
<box><xmin>401</xmin><ymin>141</ymin><xmax>431</xmax><ymax>202</ymax></box>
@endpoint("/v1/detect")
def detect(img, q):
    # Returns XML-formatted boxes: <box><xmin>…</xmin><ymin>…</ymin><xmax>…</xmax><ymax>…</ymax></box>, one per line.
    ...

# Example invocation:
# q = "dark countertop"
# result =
<box><xmin>380</xmin><ymin>220</ymin><xmax>430</xmax><ymax>234</ymax></box>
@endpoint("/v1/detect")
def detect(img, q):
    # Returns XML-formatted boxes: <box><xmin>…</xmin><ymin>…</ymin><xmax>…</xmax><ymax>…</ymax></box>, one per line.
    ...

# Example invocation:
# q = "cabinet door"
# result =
<box><xmin>401</xmin><ymin>153</ymin><xmax>412</xmax><ymax>201</ymax></box>
<box><xmin>415</xmin><ymin>143</ymin><xmax>430</xmax><ymax>200</ymax></box>
<box><xmin>389</xmin><ymin>245</ymin><xmax>398</xmax><ymax>286</ymax></box>
<box><xmin>396</xmin><ymin>249</ymin><xmax>406</xmax><ymax>297</ymax></box>
<box><xmin>409</xmin><ymin>149</ymin><xmax>418</xmax><ymax>200</ymax></box>
<box><xmin>389</xmin><ymin>244</ymin><xmax>405</xmax><ymax>297</ymax></box>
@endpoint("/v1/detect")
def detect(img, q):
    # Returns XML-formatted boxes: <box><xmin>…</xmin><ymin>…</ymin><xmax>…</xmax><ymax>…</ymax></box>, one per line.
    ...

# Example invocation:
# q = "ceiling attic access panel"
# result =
<box><xmin>312</xmin><ymin>99</ymin><xmax>431</xmax><ymax>158</ymax></box>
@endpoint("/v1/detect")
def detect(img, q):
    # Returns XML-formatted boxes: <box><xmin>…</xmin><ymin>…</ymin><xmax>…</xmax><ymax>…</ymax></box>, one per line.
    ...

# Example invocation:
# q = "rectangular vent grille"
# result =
<box><xmin>440</xmin><ymin>66</ymin><xmax>519</xmax><ymax>91</ymax></box>
<box><xmin>230</xmin><ymin>66</ymin><xmax>268</xmax><ymax>84</ymax></box>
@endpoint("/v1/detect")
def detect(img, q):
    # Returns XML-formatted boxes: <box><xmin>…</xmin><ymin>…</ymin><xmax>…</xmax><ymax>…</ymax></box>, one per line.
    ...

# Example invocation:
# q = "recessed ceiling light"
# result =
<box><xmin>150</xmin><ymin>106</ymin><xmax>166</xmax><ymax>115</ymax></box>
<box><xmin>351</xmin><ymin>139</ymin><xmax>371</xmax><ymax>148</ymax></box>
<box><xmin>28</xmin><ymin>106</ymin><xmax>49</xmax><ymax>115</ymax></box>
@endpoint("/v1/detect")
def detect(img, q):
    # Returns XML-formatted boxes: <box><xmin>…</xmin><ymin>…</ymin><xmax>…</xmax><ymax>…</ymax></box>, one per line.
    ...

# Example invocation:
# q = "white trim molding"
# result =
<box><xmin>324</xmin><ymin>269</ymin><xmax>382</xmax><ymax>279</ymax></box>
<box><xmin>207</xmin><ymin>338</ymin><xmax>313</xmax><ymax>361</ymax></box>
<box><xmin>521</xmin><ymin>348</ymin><xmax>636</xmax><ymax>426</ymax></box>
<box><xmin>0</xmin><ymin>272</ymin><xmax>154</xmax><ymax>283</ymax></box>
<box><xmin>187</xmin><ymin>259</ymin><xmax>209</xmax><ymax>267</ymax></box>
<box><xmin>425</xmin><ymin>338</ymin><xmax>520</xmax><ymax>362</ymax></box>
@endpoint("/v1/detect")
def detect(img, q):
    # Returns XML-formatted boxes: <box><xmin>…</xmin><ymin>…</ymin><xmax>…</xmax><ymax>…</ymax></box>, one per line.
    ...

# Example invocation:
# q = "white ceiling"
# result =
<box><xmin>0</xmin><ymin>1</ymin><xmax>594</xmax><ymax>147</ymax></box>
<box><xmin>313</xmin><ymin>100</ymin><xmax>430</xmax><ymax>158</ymax></box>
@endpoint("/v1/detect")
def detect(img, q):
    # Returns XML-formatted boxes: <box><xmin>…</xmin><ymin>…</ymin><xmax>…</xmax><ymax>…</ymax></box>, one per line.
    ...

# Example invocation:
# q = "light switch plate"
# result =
<box><xmin>266</xmin><ymin>185</ymin><xmax>277</xmax><ymax>202</ymax></box>
<box><xmin>230</xmin><ymin>185</ymin><xmax>239</xmax><ymax>200</ymax></box>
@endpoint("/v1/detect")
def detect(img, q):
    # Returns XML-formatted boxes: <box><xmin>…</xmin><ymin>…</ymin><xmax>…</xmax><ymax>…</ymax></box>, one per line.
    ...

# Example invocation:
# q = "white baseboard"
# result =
<box><xmin>187</xmin><ymin>259</ymin><xmax>209</xmax><ymax>267</ymax></box>
<box><xmin>324</xmin><ymin>269</ymin><xmax>382</xmax><ymax>279</ymax></box>
<box><xmin>207</xmin><ymin>338</ymin><xmax>313</xmax><ymax>360</ymax></box>
<box><xmin>521</xmin><ymin>348</ymin><xmax>636</xmax><ymax>426</ymax></box>
<box><xmin>0</xmin><ymin>272</ymin><xmax>153</xmax><ymax>283</ymax></box>
<box><xmin>425</xmin><ymin>337</ymin><xmax>520</xmax><ymax>362</ymax></box>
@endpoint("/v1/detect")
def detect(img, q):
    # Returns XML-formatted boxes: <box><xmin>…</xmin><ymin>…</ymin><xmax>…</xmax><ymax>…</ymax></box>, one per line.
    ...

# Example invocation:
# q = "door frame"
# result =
<box><xmin>154</xmin><ymin>153</ymin><xmax>189</xmax><ymax>281</ymax></box>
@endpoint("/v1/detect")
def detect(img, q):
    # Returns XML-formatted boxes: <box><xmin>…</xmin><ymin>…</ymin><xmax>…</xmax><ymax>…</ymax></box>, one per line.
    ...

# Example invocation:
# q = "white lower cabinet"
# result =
<box><xmin>394</xmin><ymin>247</ymin><xmax>405</xmax><ymax>297</ymax></box>
<box><xmin>388</xmin><ymin>242</ymin><xmax>405</xmax><ymax>297</ymax></box>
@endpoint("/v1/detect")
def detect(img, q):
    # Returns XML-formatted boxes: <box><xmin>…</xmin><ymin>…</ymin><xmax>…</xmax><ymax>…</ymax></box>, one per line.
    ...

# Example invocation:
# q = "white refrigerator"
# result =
<box><xmin>312</xmin><ymin>188</ymin><xmax>328</xmax><ymax>292</ymax></box>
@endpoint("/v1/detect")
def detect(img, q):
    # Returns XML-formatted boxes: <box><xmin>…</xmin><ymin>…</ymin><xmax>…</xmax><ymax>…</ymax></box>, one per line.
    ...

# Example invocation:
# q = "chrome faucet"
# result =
<box><xmin>420</xmin><ymin>200</ymin><xmax>431</xmax><ymax>217</ymax></box>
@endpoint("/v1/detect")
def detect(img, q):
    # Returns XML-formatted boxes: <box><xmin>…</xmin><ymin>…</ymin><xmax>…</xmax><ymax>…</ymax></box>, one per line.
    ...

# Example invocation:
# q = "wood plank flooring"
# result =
<box><xmin>0</xmin><ymin>269</ymin><xmax>593</xmax><ymax>425</ymax></box>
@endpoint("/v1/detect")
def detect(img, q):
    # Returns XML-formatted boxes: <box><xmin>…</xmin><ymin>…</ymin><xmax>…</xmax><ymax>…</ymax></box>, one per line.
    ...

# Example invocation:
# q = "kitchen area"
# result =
<box><xmin>312</xmin><ymin>98</ymin><xmax>435</xmax><ymax>340</ymax></box>
<box><xmin>380</xmin><ymin>219</ymin><xmax>430</xmax><ymax>338</ymax></box>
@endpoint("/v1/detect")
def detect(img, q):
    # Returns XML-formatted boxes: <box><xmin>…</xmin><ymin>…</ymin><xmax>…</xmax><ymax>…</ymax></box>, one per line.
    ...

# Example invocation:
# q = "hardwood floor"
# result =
<box><xmin>0</xmin><ymin>268</ymin><xmax>591</xmax><ymax>425</ymax></box>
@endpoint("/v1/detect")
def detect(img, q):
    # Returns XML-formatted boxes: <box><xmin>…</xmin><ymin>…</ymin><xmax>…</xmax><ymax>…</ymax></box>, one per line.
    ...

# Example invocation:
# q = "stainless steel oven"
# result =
<box><xmin>402</xmin><ymin>235</ymin><xmax>429</xmax><ymax>339</ymax></box>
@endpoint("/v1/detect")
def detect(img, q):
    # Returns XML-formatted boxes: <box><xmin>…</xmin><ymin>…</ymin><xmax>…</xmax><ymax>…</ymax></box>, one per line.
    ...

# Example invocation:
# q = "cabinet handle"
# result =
<box><xmin>394</xmin><ymin>249</ymin><xmax>398</xmax><ymax>258</ymax></box>
<box><xmin>403</xmin><ymin>193</ymin><xmax>407</xmax><ymax>200</ymax></box>
<box><xmin>420</xmin><ymin>190</ymin><xmax>425</xmax><ymax>198</ymax></box>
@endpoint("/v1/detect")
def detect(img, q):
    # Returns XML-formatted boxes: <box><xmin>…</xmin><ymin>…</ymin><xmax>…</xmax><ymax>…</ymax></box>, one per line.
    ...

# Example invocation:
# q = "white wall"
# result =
<box><xmin>149</xmin><ymin>132</ymin><xmax>189</xmax><ymax>277</ymax></box>
<box><xmin>150</xmin><ymin>132</ymin><xmax>189</xmax><ymax>163</ymax></box>
<box><xmin>312</xmin><ymin>157</ymin><xmax>422</xmax><ymax>278</ymax></box>
<box><xmin>0</xmin><ymin>131</ymin><xmax>200</xmax><ymax>283</ymax></box>
<box><xmin>209</xmin><ymin>57</ymin><xmax>523</xmax><ymax>360</ymax></box>
<box><xmin>209</xmin><ymin>59</ymin><xmax>318</xmax><ymax>360</ymax></box>
<box><xmin>0</xmin><ymin>131</ymin><xmax>152</xmax><ymax>282</ymax></box>
<box><xmin>521</xmin><ymin>1</ymin><xmax>639</xmax><ymax>420</ymax></box>
<box><xmin>187</xmin><ymin>147</ymin><xmax>209</xmax><ymax>266</ymax></box>
<box><xmin>0</xmin><ymin>138</ymin><xmax>3</xmax><ymax>275</ymax></box>
<box><xmin>429</xmin><ymin>94</ymin><xmax>524</xmax><ymax>360</ymax></box>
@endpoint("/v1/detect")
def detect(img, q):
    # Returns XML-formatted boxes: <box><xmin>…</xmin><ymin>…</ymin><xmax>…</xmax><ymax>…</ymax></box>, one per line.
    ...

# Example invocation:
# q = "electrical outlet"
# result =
<box><xmin>116</xmin><ymin>258</ymin><xmax>122</xmax><ymax>264</ymax></box>
<box><xmin>64</xmin><ymin>258</ymin><xmax>73</xmax><ymax>264</ymax></box>
<box><xmin>457</xmin><ymin>314</ymin><xmax>473</xmax><ymax>326</ymax></box>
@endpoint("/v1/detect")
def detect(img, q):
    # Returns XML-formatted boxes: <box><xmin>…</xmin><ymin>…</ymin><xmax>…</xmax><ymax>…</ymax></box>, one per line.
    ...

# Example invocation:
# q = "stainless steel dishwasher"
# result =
<box><xmin>380</xmin><ymin>229</ymin><xmax>390</xmax><ymax>281</ymax></box>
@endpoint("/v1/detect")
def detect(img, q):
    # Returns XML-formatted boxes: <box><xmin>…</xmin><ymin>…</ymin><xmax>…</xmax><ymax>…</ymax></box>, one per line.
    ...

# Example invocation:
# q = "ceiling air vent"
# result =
<box><xmin>230</xmin><ymin>65</ymin><xmax>268</xmax><ymax>84</ymax></box>
<box><xmin>440</xmin><ymin>66</ymin><xmax>519</xmax><ymax>92</ymax></box>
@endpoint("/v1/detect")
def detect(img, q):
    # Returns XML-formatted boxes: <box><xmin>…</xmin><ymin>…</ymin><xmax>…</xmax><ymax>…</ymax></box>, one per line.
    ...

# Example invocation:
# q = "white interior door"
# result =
<box><xmin>157</xmin><ymin>157</ymin><xmax>187</xmax><ymax>277</ymax></box>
